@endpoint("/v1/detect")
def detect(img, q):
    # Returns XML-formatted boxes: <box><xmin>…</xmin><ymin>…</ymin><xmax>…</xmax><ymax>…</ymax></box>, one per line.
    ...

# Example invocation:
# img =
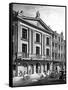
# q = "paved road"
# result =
<box><xmin>27</xmin><ymin>78</ymin><xmax>66</xmax><ymax>86</ymax></box>
<box><xmin>13</xmin><ymin>78</ymin><xmax>66</xmax><ymax>87</ymax></box>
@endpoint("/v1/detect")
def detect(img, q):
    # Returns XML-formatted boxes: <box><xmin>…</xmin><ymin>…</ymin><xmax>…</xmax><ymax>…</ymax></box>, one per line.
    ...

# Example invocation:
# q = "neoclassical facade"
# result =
<box><xmin>12</xmin><ymin>11</ymin><xmax>65</xmax><ymax>77</ymax></box>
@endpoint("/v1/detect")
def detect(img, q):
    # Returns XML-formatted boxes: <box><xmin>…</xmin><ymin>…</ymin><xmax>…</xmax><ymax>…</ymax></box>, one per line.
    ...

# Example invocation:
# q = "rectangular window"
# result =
<box><xmin>58</xmin><ymin>37</ymin><xmax>60</xmax><ymax>42</ymax></box>
<box><xmin>61</xmin><ymin>38</ymin><xmax>63</xmax><ymax>42</ymax></box>
<box><xmin>22</xmin><ymin>44</ymin><xmax>27</xmax><ymax>53</ymax></box>
<box><xmin>59</xmin><ymin>45</ymin><xmax>60</xmax><ymax>50</ymax></box>
<box><xmin>55</xmin><ymin>35</ymin><xmax>57</xmax><ymax>39</ymax></box>
<box><xmin>55</xmin><ymin>43</ymin><xmax>57</xmax><ymax>48</ymax></box>
<box><xmin>36</xmin><ymin>33</ymin><xmax>40</xmax><ymax>42</ymax></box>
<box><xmin>59</xmin><ymin>53</ymin><xmax>60</xmax><ymax>59</ymax></box>
<box><xmin>36</xmin><ymin>46</ymin><xmax>40</xmax><ymax>55</ymax></box>
<box><xmin>52</xmin><ymin>52</ymin><xmax>54</xmax><ymax>58</ymax></box>
<box><xmin>52</xmin><ymin>34</ymin><xmax>54</xmax><ymax>38</ymax></box>
<box><xmin>46</xmin><ymin>49</ymin><xmax>49</xmax><ymax>56</ymax></box>
<box><xmin>61</xmin><ymin>46</ymin><xmax>63</xmax><ymax>50</ymax></box>
<box><xmin>46</xmin><ymin>37</ymin><xmax>49</xmax><ymax>45</ymax></box>
<box><xmin>22</xmin><ymin>28</ymin><xmax>27</xmax><ymax>39</ymax></box>
<box><xmin>52</xmin><ymin>42</ymin><xmax>54</xmax><ymax>47</ymax></box>
<box><xmin>55</xmin><ymin>53</ymin><xmax>57</xmax><ymax>59</ymax></box>
<box><xmin>61</xmin><ymin>54</ymin><xmax>63</xmax><ymax>59</ymax></box>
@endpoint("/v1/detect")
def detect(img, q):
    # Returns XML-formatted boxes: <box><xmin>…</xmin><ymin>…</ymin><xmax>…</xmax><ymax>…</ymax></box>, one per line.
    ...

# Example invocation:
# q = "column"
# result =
<box><xmin>31</xmin><ymin>30</ymin><xmax>33</xmax><ymax>54</ymax></box>
<box><xmin>43</xmin><ymin>34</ymin><xmax>45</xmax><ymax>56</ymax></box>
<box><xmin>28</xmin><ymin>65</ymin><xmax>30</xmax><ymax>75</ymax></box>
<box><xmin>41</xmin><ymin>33</ymin><xmax>43</xmax><ymax>56</ymax></box>
<box><xmin>29</xmin><ymin>29</ymin><xmax>31</xmax><ymax>57</ymax></box>
<box><xmin>50</xmin><ymin>36</ymin><xmax>52</xmax><ymax>60</ymax></box>
<box><xmin>34</xmin><ymin>64</ymin><xmax>36</xmax><ymax>74</ymax></box>
<box><xmin>16</xmin><ymin>65</ymin><xmax>18</xmax><ymax>76</ymax></box>
<box><xmin>28</xmin><ymin>29</ymin><xmax>30</xmax><ymax>56</ymax></box>
<box><xmin>45</xmin><ymin>63</ymin><xmax>47</xmax><ymax>72</ymax></box>
<box><xmin>50</xmin><ymin>62</ymin><xmax>53</xmax><ymax>71</ymax></box>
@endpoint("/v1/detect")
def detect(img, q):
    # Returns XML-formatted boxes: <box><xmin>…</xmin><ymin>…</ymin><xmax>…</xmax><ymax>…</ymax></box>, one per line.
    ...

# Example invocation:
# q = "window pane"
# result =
<box><xmin>61</xmin><ymin>46</ymin><xmax>63</xmax><ymax>50</ymax></box>
<box><xmin>59</xmin><ymin>53</ymin><xmax>60</xmax><ymax>59</ymax></box>
<box><xmin>46</xmin><ymin>37</ymin><xmax>49</xmax><ymax>45</ymax></box>
<box><xmin>59</xmin><ymin>45</ymin><xmax>60</xmax><ymax>50</ymax></box>
<box><xmin>22</xmin><ymin>44</ymin><xmax>27</xmax><ymax>53</ymax></box>
<box><xmin>58</xmin><ymin>37</ymin><xmax>60</xmax><ymax>42</ymax></box>
<box><xmin>55</xmin><ymin>35</ymin><xmax>57</xmax><ymax>39</ymax></box>
<box><xmin>46</xmin><ymin>49</ymin><xmax>49</xmax><ymax>56</ymax></box>
<box><xmin>52</xmin><ymin>52</ymin><xmax>54</xmax><ymax>57</ymax></box>
<box><xmin>36</xmin><ymin>33</ymin><xmax>40</xmax><ymax>42</ymax></box>
<box><xmin>61</xmin><ymin>38</ymin><xmax>63</xmax><ymax>42</ymax></box>
<box><xmin>55</xmin><ymin>43</ymin><xmax>57</xmax><ymax>47</ymax></box>
<box><xmin>52</xmin><ymin>42</ymin><xmax>54</xmax><ymax>47</ymax></box>
<box><xmin>55</xmin><ymin>53</ymin><xmax>57</xmax><ymax>59</ymax></box>
<box><xmin>22</xmin><ymin>28</ymin><xmax>27</xmax><ymax>39</ymax></box>
<box><xmin>36</xmin><ymin>46</ymin><xmax>40</xmax><ymax>55</ymax></box>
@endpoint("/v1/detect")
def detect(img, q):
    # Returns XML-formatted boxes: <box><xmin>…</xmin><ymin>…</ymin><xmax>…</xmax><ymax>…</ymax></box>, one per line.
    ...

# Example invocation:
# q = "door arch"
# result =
<box><xmin>47</xmin><ymin>63</ymin><xmax>50</xmax><ymax>71</ymax></box>
<box><xmin>36</xmin><ymin>63</ymin><xmax>41</xmax><ymax>73</ymax></box>
<box><xmin>28</xmin><ymin>64</ymin><xmax>34</xmax><ymax>75</ymax></box>
<box><xmin>23</xmin><ymin>63</ymin><xmax>28</xmax><ymax>75</ymax></box>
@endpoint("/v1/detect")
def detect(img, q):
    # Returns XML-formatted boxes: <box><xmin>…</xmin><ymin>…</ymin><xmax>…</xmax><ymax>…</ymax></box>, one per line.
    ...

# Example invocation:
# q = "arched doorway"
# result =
<box><xmin>28</xmin><ymin>64</ymin><xmax>34</xmax><ymax>75</ymax></box>
<box><xmin>43</xmin><ymin>64</ymin><xmax>45</xmax><ymax>72</ymax></box>
<box><xmin>36</xmin><ymin>63</ymin><xmax>41</xmax><ymax>73</ymax></box>
<box><xmin>47</xmin><ymin>63</ymin><xmax>50</xmax><ymax>71</ymax></box>
<box><xmin>23</xmin><ymin>63</ymin><xmax>28</xmax><ymax>75</ymax></box>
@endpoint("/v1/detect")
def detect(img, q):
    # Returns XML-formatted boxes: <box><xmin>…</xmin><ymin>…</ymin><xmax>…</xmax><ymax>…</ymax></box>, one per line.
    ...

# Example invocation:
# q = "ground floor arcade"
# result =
<box><xmin>13</xmin><ymin>59</ymin><xmax>63</xmax><ymax>77</ymax></box>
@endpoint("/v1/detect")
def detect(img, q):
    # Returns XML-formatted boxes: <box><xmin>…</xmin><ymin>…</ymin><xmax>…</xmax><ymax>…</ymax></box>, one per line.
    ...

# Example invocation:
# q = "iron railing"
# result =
<box><xmin>17</xmin><ymin>52</ymin><xmax>29</xmax><ymax>58</ymax></box>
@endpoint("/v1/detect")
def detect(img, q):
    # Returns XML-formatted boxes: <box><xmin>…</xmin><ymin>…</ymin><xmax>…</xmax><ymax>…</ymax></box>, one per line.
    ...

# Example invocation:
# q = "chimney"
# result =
<box><xmin>61</xmin><ymin>32</ymin><xmax>63</xmax><ymax>36</ymax></box>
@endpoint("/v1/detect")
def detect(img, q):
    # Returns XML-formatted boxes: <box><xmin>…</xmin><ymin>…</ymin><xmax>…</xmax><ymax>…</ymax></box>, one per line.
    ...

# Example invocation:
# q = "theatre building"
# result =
<box><xmin>12</xmin><ymin>10</ymin><xmax>65</xmax><ymax>77</ymax></box>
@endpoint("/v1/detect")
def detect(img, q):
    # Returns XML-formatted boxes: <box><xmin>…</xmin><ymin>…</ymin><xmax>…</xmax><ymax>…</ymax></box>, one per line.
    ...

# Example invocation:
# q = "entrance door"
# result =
<box><xmin>47</xmin><ymin>63</ymin><xmax>50</xmax><ymax>71</ymax></box>
<box><xmin>36</xmin><ymin>63</ymin><xmax>41</xmax><ymax>73</ymax></box>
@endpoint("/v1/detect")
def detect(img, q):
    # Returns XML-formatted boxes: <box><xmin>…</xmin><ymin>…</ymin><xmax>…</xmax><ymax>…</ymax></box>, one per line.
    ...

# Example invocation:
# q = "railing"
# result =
<box><xmin>17</xmin><ymin>52</ymin><xmax>53</xmax><ymax>60</ymax></box>
<box><xmin>35</xmin><ymin>54</ymin><xmax>42</xmax><ymax>59</ymax></box>
<box><xmin>17</xmin><ymin>52</ymin><xmax>29</xmax><ymax>58</ymax></box>
<box><xmin>46</xmin><ymin>55</ymin><xmax>51</xmax><ymax>59</ymax></box>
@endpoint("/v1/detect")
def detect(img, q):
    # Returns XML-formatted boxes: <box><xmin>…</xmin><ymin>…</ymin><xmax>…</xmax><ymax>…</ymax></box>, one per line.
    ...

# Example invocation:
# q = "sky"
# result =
<box><xmin>13</xmin><ymin>4</ymin><xmax>65</xmax><ymax>39</ymax></box>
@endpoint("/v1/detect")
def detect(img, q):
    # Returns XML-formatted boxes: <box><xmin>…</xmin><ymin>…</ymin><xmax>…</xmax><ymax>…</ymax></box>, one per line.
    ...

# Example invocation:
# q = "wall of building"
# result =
<box><xmin>17</xmin><ymin>21</ymin><xmax>52</xmax><ymax>60</ymax></box>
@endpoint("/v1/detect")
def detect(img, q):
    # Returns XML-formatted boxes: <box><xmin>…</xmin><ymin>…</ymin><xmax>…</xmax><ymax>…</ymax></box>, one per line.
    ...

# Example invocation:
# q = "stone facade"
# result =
<box><xmin>12</xmin><ymin>11</ymin><xmax>65</xmax><ymax>77</ymax></box>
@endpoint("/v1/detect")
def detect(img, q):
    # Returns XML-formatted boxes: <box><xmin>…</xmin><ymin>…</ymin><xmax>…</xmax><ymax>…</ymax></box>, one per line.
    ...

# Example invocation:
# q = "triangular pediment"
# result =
<box><xmin>21</xmin><ymin>18</ymin><xmax>45</xmax><ymax>30</ymax></box>
<box><xmin>17</xmin><ymin>15</ymin><xmax>53</xmax><ymax>34</ymax></box>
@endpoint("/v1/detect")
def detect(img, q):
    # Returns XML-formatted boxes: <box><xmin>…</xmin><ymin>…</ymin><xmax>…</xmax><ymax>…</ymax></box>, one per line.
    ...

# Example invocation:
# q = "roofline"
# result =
<box><xmin>38</xmin><ymin>18</ymin><xmax>54</xmax><ymax>33</ymax></box>
<box><xmin>17</xmin><ymin>14</ymin><xmax>54</xmax><ymax>33</ymax></box>
<box><xmin>13</xmin><ymin>10</ymin><xmax>54</xmax><ymax>34</ymax></box>
<box><xmin>17</xmin><ymin>15</ymin><xmax>53</xmax><ymax>35</ymax></box>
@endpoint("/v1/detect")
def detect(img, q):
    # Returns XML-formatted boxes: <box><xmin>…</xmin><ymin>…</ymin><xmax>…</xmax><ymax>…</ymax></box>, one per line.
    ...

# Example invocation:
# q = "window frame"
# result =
<box><xmin>36</xmin><ymin>32</ymin><xmax>40</xmax><ymax>43</ymax></box>
<box><xmin>55</xmin><ymin>43</ymin><xmax>57</xmax><ymax>48</ymax></box>
<box><xmin>22</xmin><ymin>27</ymin><xmax>28</xmax><ymax>40</ymax></box>
<box><xmin>46</xmin><ymin>37</ymin><xmax>50</xmax><ymax>45</ymax></box>
<box><xmin>46</xmin><ymin>48</ymin><xmax>49</xmax><ymax>56</ymax></box>
<box><xmin>36</xmin><ymin>46</ymin><xmax>40</xmax><ymax>55</ymax></box>
<box><xmin>22</xmin><ymin>43</ymin><xmax>27</xmax><ymax>53</ymax></box>
<box><xmin>55</xmin><ymin>53</ymin><xmax>57</xmax><ymax>59</ymax></box>
<box><xmin>52</xmin><ymin>42</ymin><xmax>54</xmax><ymax>47</ymax></box>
